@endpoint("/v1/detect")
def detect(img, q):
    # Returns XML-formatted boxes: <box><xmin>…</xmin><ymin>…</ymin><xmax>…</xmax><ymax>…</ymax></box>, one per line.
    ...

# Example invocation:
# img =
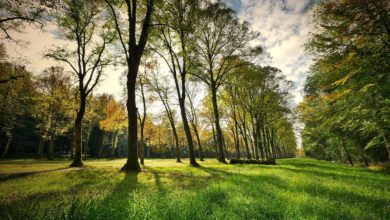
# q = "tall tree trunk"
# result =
<box><xmin>239</xmin><ymin>122</ymin><xmax>251</xmax><ymax>159</ymax></box>
<box><xmin>172</xmin><ymin>125</ymin><xmax>181</xmax><ymax>162</ymax></box>
<box><xmin>261</xmin><ymin>123</ymin><xmax>269</xmax><ymax>159</ymax></box>
<box><xmin>111</xmin><ymin>130</ymin><xmax>118</xmax><ymax>159</ymax></box>
<box><xmin>233</xmin><ymin>115</ymin><xmax>240</xmax><ymax>159</ymax></box>
<box><xmin>251</xmin><ymin>116</ymin><xmax>259</xmax><ymax>160</ymax></box>
<box><xmin>47</xmin><ymin>134</ymin><xmax>54</xmax><ymax>160</ymax></box>
<box><xmin>256</xmin><ymin>119</ymin><xmax>265</xmax><ymax>160</ymax></box>
<box><xmin>211</xmin><ymin>121</ymin><xmax>218</xmax><ymax>157</ymax></box>
<box><xmin>122</xmin><ymin>69</ymin><xmax>141</xmax><ymax>171</ymax></box>
<box><xmin>266</xmin><ymin>127</ymin><xmax>274</xmax><ymax>159</ymax></box>
<box><xmin>139</xmin><ymin>125</ymin><xmax>145</xmax><ymax>165</ymax></box>
<box><xmin>211</xmin><ymin>86</ymin><xmax>226</xmax><ymax>163</ymax></box>
<box><xmin>179</xmin><ymin>97</ymin><xmax>198</xmax><ymax>166</ymax></box>
<box><xmin>70</xmin><ymin>94</ymin><xmax>86</xmax><ymax>167</ymax></box>
<box><xmin>84</xmin><ymin>126</ymin><xmax>92</xmax><ymax>160</ymax></box>
<box><xmin>193</xmin><ymin>125</ymin><xmax>204</xmax><ymax>161</ymax></box>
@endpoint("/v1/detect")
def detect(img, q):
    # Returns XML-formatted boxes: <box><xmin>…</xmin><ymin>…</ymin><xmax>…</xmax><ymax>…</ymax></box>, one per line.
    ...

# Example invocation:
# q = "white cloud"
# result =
<box><xmin>239</xmin><ymin>0</ymin><xmax>313</xmax><ymax>105</ymax></box>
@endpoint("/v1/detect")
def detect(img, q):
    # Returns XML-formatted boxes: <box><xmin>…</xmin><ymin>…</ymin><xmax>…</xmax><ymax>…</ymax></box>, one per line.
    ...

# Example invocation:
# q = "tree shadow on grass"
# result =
<box><xmin>0</xmin><ymin>167</ymin><xmax>82</xmax><ymax>182</ymax></box>
<box><xmin>280</xmin><ymin>165</ymin><xmax>390</xmax><ymax>186</ymax></box>
<box><xmin>199</xmin><ymin>164</ymin><xmax>390</xmax><ymax>219</ymax></box>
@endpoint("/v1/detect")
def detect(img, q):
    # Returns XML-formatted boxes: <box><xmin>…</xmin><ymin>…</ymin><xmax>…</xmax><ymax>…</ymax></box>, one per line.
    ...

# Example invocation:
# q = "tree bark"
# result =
<box><xmin>70</xmin><ymin>94</ymin><xmax>85</xmax><ymax>167</ymax></box>
<box><xmin>122</xmin><ymin>68</ymin><xmax>141</xmax><ymax>172</ymax></box>
<box><xmin>179</xmin><ymin>97</ymin><xmax>198</xmax><ymax>166</ymax></box>
<box><xmin>233</xmin><ymin>114</ymin><xmax>240</xmax><ymax>159</ymax></box>
<box><xmin>211</xmin><ymin>86</ymin><xmax>226</xmax><ymax>163</ymax></box>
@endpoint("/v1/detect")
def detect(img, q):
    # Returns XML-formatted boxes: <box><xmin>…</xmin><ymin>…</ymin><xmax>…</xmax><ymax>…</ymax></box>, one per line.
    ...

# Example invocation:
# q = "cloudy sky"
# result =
<box><xmin>227</xmin><ymin>0</ymin><xmax>316</xmax><ymax>105</ymax></box>
<box><xmin>5</xmin><ymin>0</ymin><xmax>315</xmax><ymax>106</ymax></box>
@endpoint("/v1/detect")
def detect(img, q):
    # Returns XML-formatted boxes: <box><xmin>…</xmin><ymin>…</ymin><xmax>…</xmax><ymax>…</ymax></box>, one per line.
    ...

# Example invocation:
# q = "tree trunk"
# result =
<box><xmin>37</xmin><ymin>136</ymin><xmax>44</xmax><ymax>159</ymax></box>
<box><xmin>211</xmin><ymin>86</ymin><xmax>226</xmax><ymax>163</ymax></box>
<box><xmin>179</xmin><ymin>97</ymin><xmax>198</xmax><ymax>166</ymax></box>
<box><xmin>211</xmin><ymin>121</ymin><xmax>218</xmax><ymax>157</ymax></box>
<box><xmin>1</xmin><ymin>135</ymin><xmax>11</xmax><ymax>159</ymax></box>
<box><xmin>233</xmin><ymin>115</ymin><xmax>240</xmax><ymax>159</ymax></box>
<box><xmin>193</xmin><ymin>125</ymin><xmax>204</xmax><ymax>161</ymax></box>
<box><xmin>172</xmin><ymin>125</ymin><xmax>181</xmax><ymax>162</ymax></box>
<box><xmin>84</xmin><ymin>126</ymin><xmax>92</xmax><ymax>160</ymax></box>
<box><xmin>139</xmin><ymin>126</ymin><xmax>145</xmax><ymax>165</ymax></box>
<box><xmin>47</xmin><ymin>134</ymin><xmax>54</xmax><ymax>160</ymax></box>
<box><xmin>251</xmin><ymin>116</ymin><xmax>259</xmax><ymax>160</ymax></box>
<box><xmin>111</xmin><ymin>130</ymin><xmax>118</xmax><ymax>159</ymax></box>
<box><xmin>122</xmin><ymin>69</ymin><xmax>141</xmax><ymax>172</ymax></box>
<box><xmin>70</xmin><ymin>94</ymin><xmax>86</xmax><ymax>167</ymax></box>
<box><xmin>266</xmin><ymin>127</ymin><xmax>274</xmax><ymax>159</ymax></box>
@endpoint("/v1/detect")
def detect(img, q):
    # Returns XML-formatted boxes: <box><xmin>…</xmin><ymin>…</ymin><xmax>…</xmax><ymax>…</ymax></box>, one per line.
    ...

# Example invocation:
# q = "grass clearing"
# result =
<box><xmin>0</xmin><ymin>158</ymin><xmax>389</xmax><ymax>219</ymax></box>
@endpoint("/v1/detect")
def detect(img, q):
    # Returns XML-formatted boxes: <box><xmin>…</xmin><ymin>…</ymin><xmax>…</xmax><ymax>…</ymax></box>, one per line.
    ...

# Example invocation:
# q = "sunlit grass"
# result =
<box><xmin>0</xmin><ymin>158</ymin><xmax>389</xmax><ymax>219</ymax></box>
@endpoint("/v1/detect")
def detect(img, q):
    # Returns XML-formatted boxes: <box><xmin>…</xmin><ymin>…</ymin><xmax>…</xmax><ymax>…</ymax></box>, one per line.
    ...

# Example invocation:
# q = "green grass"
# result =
<box><xmin>0</xmin><ymin>158</ymin><xmax>389</xmax><ymax>219</ymax></box>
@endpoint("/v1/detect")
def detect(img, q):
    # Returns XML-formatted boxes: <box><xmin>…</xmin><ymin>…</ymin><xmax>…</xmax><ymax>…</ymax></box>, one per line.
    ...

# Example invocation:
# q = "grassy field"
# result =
<box><xmin>0</xmin><ymin>158</ymin><xmax>389</xmax><ymax>220</ymax></box>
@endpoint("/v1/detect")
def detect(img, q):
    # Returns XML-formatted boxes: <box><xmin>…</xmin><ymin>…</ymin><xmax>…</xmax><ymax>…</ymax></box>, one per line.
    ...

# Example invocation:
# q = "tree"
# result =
<box><xmin>191</xmin><ymin>1</ymin><xmax>261</xmax><ymax>162</ymax></box>
<box><xmin>0</xmin><ymin>59</ymin><xmax>35</xmax><ymax>159</ymax></box>
<box><xmin>301</xmin><ymin>0</ymin><xmax>390</xmax><ymax>163</ymax></box>
<box><xmin>0</xmin><ymin>0</ymin><xmax>56</xmax><ymax>41</ymax></box>
<box><xmin>186</xmin><ymin>82</ymin><xmax>204</xmax><ymax>161</ymax></box>
<box><xmin>105</xmin><ymin>0</ymin><xmax>155</xmax><ymax>172</ymax></box>
<box><xmin>46</xmin><ymin>0</ymin><xmax>113</xmax><ymax>167</ymax></box>
<box><xmin>100</xmin><ymin>98</ymin><xmax>127</xmax><ymax>159</ymax></box>
<box><xmin>136</xmin><ymin>57</ymin><xmax>156</xmax><ymax>165</ymax></box>
<box><xmin>34</xmin><ymin>66</ymin><xmax>74</xmax><ymax>159</ymax></box>
<box><xmin>148</xmin><ymin>72</ymin><xmax>182</xmax><ymax>162</ymax></box>
<box><xmin>151</xmin><ymin>0</ymin><xmax>200</xmax><ymax>167</ymax></box>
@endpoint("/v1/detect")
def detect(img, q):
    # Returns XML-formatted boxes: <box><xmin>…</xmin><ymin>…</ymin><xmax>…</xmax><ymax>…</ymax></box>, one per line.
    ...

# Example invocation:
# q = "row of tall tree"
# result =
<box><xmin>299</xmin><ymin>0</ymin><xmax>390</xmax><ymax>165</ymax></box>
<box><xmin>0</xmin><ymin>0</ymin><xmax>297</xmax><ymax>171</ymax></box>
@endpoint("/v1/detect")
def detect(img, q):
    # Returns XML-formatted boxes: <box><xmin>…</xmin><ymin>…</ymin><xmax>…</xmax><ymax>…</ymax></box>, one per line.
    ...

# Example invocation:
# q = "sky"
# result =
<box><xmin>4</xmin><ymin>0</ymin><xmax>317</xmax><ymax>147</ymax></box>
<box><xmin>5</xmin><ymin>0</ymin><xmax>315</xmax><ymax>105</ymax></box>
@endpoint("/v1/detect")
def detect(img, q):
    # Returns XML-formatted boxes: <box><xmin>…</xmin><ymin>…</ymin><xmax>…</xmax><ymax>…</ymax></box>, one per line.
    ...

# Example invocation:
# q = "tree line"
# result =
<box><xmin>299</xmin><ymin>0</ymin><xmax>390</xmax><ymax>165</ymax></box>
<box><xmin>0</xmin><ymin>0</ymin><xmax>297</xmax><ymax>171</ymax></box>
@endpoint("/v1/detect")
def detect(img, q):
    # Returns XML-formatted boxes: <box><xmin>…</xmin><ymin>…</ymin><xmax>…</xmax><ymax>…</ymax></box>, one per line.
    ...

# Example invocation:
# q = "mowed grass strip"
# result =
<box><xmin>0</xmin><ymin>158</ymin><xmax>389</xmax><ymax>219</ymax></box>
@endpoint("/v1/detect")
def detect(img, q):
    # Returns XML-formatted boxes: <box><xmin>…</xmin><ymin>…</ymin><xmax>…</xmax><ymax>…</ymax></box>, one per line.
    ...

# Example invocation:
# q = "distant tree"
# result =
<box><xmin>46</xmin><ymin>0</ymin><xmax>114</xmax><ymax>167</ymax></box>
<box><xmin>34</xmin><ymin>66</ymin><xmax>74</xmax><ymax>159</ymax></box>
<box><xmin>100</xmin><ymin>98</ymin><xmax>127</xmax><ymax>159</ymax></box>
<box><xmin>191</xmin><ymin>1</ymin><xmax>261</xmax><ymax>162</ymax></box>
<box><xmin>0</xmin><ymin>61</ymin><xmax>35</xmax><ymax>159</ymax></box>
<box><xmin>148</xmin><ymin>73</ymin><xmax>182</xmax><ymax>162</ymax></box>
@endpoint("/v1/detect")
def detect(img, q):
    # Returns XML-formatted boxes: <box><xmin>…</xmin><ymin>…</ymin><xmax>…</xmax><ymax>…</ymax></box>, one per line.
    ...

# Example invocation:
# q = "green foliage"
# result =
<box><xmin>300</xmin><ymin>0</ymin><xmax>390</xmax><ymax>163</ymax></box>
<box><xmin>0</xmin><ymin>158</ymin><xmax>389</xmax><ymax>219</ymax></box>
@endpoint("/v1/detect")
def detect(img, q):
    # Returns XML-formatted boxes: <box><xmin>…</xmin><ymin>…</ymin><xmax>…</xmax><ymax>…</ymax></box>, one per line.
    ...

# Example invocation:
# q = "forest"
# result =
<box><xmin>0</xmin><ymin>0</ymin><xmax>389</xmax><ymax>219</ymax></box>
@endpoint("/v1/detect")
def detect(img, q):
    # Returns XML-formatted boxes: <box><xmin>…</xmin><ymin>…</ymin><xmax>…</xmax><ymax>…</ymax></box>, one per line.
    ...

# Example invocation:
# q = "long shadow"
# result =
<box><xmin>0</xmin><ymin>172</ymin><xmax>100</xmax><ymax>219</ymax></box>
<box><xmin>281</xmin><ymin>166</ymin><xmax>390</xmax><ymax>186</ymax></box>
<box><xmin>0</xmin><ymin>167</ymin><xmax>82</xmax><ymax>182</ymax></box>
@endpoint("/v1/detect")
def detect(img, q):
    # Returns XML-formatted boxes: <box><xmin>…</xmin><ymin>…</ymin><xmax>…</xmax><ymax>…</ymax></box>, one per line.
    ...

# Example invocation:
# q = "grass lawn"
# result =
<box><xmin>0</xmin><ymin>158</ymin><xmax>389</xmax><ymax>219</ymax></box>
